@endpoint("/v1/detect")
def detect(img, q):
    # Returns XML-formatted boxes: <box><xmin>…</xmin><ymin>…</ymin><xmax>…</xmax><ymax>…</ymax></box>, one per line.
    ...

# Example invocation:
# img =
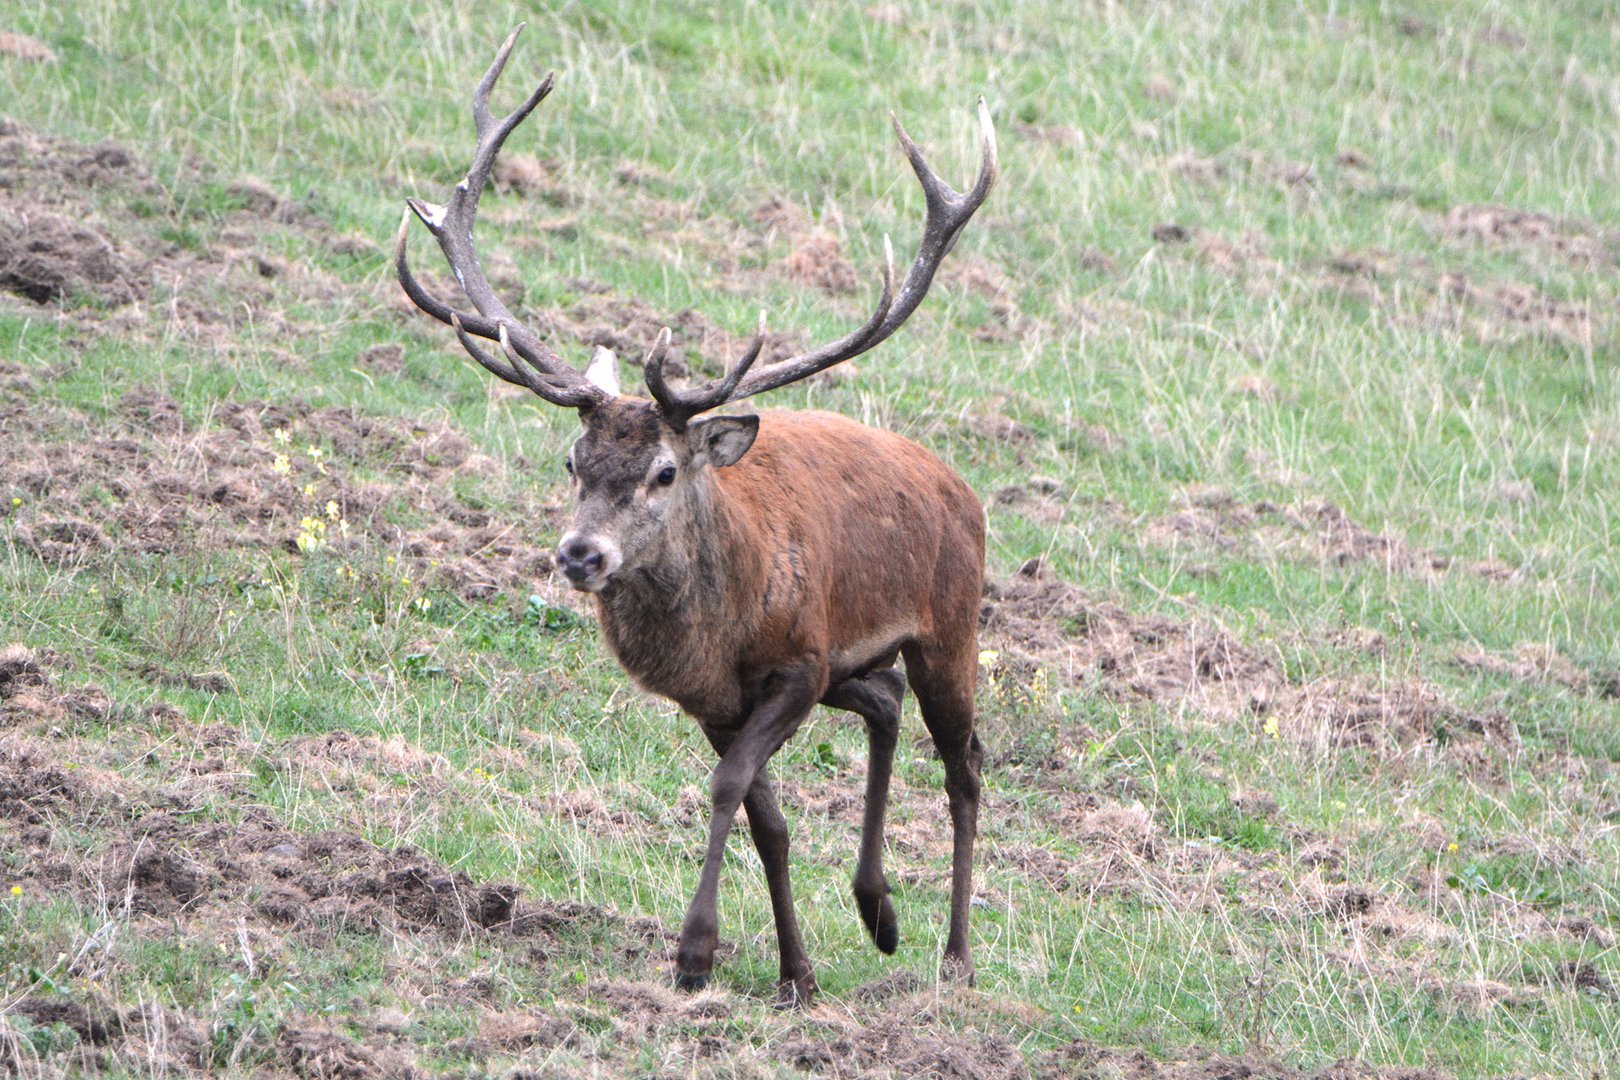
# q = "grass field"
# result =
<box><xmin>2</xmin><ymin>1</ymin><xmax>1618</xmax><ymax>1076</ymax></box>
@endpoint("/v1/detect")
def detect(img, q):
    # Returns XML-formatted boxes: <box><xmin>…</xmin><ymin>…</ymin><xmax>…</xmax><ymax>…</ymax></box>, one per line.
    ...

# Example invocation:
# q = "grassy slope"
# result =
<box><xmin>2</xmin><ymin>0</ymin><xmax>1618</xmax><ymax>1076</ymax></box>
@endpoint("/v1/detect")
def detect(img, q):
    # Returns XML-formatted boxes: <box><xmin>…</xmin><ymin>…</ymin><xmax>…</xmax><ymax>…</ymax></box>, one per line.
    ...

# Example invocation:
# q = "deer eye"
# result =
<box><xmin>564</xmin><ymin>457</ymin><xmax>574</xmax><ymax>476</ymax></box>
<box><xmin>656</xmin><ymin>466</ymin><xmax>677</xmax><ymax>486</ymax></box>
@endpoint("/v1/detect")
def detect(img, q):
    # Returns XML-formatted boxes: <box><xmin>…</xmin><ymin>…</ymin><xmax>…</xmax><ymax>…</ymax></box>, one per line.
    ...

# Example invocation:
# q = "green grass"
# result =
<box><xmin>3</xmin><ymin>1</ymin><xmax>1619</xmax><ymax>1077</ymax></box>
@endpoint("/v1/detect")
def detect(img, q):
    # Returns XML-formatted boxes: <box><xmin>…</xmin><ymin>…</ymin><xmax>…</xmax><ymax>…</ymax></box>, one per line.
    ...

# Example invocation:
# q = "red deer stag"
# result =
<box><xmin>395</xmin><ymin>26</ymin><xmax>997</xmax><ymax>1005</ymax></box>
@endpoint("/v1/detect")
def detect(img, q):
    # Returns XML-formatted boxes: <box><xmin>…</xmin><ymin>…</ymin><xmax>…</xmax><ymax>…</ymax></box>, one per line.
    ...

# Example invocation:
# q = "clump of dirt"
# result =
<box><xmin>0</xmin><ymin>122</ymin><xmax>346</xmax><ymax>345</ymax></box>
<box><xmin>0</xmin><ymin>642</ymin><xmax>50</xmax><ymax>698</ymax></box>
<box><xmin>4</xmin><ymin>391</ymin><xmax>561</xmax><ymax>597</ymax></box>
<box><xmin>992</xmin><ymin>482</ymin><xmax>1067</xmax><ymax>526</ymax></box>
<box><xmin>1282</xmin><ymin>500</ymin><xmax>1449</xmax><ymax>572</ymax></box>
<box><xmin>279</xmin><ymin>1023</ymin><xmax>422</xmax><ymax>1080</ymax></box>
<box><xmin>1079</xmin><ymin>801</ymin><xmax>1163</xmax><ymax>858</ymax></box>
<box><xmin>1442</xmin><ymin>204</ymin><xmax>1613</xmax><ymax>267</ymax></box>
<box><xmin>778</xmin><ymin>1014</ymin><xmax>1027</xmax><ymax>1080</ymax></box>
<box><xmin>1283</xmin><ymin>679</ymin><xmax>1518</xmax><ymax>759</ymax></box>
<box><xmin>492</xmin><ymin>153</ymin><xmax>571</xmax><ymax>207</ymax></box>
<box><xmin>276</xmin><ymin>730</ymin><xmax>452</xmax><ymax>796</ymax></box>
<box><xmin>981</xmin><ymin>575</ymin><xmax>1283</xmax><ymax>718</ymax></box>
<box><xmin>68</xmin><ymin>805</ymin><xmax>663</xmax><ymax>957</ymax></box>
<box><xmin>1168</xmin><ymin>150</ymin><xmax>1225</xmax><ymax>184</ymax></box>
<box><xmin>1146</xmin><ymin>490</ymin><xmax>1466</xmax><ymax>577</ymax></box>
<box><xmin>0</xmin><ymin>31</ymin><xmax>57</xmax><ymax>62</ymax></box>
<box><xmin>1197</xmin><ymin>230</ymin><xmax>1278</xmax><ymax>278</ymax></box>
<box><xmin>2</xmin><ymin>647</ymin><xmax>131</xmax><ymax>734</ymax></box>
<box><xmin>782</xmin><ymin>230</ymin><xmax>859</xmax><ymax>295</ymax></box>
<box><xmin>0</xmin><ymin>210</ymin><xmax>145</xmax><ymax>305</ymax></box>
<box><xmin>1041</xmin><ymin>1042</ymin><xmax>1448</xmax><ymax>1078</ymax></box>
<box><xmin>1452</xmin><ymin>642</ymin><xmax>1598</xmax><ymax>695</ymax></box>
<box><xmin>1433</xmin><ymin>272</ymin><xmax>1594</xmax><ymax>346</ymax></box>
<box><xmin>0</xmin><ymin>739</ymin><xmax>126</xmax><ymax>827</ymax></box>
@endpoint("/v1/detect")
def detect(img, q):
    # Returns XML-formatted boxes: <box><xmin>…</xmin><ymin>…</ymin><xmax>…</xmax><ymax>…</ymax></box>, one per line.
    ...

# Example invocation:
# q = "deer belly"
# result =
<box><xmin>828</xmin><ymin>620</ymin><xmax>916</xmax><ymax>681</ymax></box>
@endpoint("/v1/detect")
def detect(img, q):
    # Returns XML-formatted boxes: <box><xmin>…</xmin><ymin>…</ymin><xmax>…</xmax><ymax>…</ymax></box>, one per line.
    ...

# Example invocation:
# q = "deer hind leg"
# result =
<box><xmin>901</xmin><ymin>639</ymin><xmax>983</xmax><ymax>983</ymax></box>
<box><xmin>821</xmin><ymin>664</ymin><xmax>906</xmax><ymax>954</ymax></box>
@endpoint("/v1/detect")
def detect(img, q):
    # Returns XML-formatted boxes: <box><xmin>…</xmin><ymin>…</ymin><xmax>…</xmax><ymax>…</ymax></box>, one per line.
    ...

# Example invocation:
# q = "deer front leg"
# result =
<box><xmin>696</xmin><ymin>731</ymin><xmax>818</xmax><ymax>1006</ymax></box>
<box><xmin>676</xmin><ymin>668</ymin><xmax>822</xmax><ymax>995</ymax></box>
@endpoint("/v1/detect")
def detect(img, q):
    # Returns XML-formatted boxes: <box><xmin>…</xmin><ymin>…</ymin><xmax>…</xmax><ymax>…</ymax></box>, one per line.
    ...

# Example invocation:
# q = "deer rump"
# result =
<box><xmin>396</xmin><ymin>25</ymin><xmax>996</xmax><ymax>1006</ymax></box>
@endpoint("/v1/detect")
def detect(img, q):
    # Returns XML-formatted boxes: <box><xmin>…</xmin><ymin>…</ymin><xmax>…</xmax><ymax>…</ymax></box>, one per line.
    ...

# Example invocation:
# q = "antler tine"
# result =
<box><xmin>714</xmin><ymin>102</ymin><xmax>994</xmax><ymax>405</ymax></box>
<box><xmin>448</xmin><ymin>313</ymin><xmax>584</xmax><ymax>407</ymax></box>
<box><xmin>642</xmin><ymin>328</ymin><xmax>679</xmax><ymax>414</ymax></box>
<box><xmin>472</xmin><ymin>24</ymin><xmax>526</xmax><ymax>133</ymax></box>
<box><xmin>646</xmin><ymin>312</ymin><xmax>774</xmax><ymax>427</ymax></box>
<box><xmin>396</xmin><ymin>28</ymin><xmax>605</xmax><ymax>409</ymax></box>
<box><xmin>496</xmin><ymin>325</ymin><xmax>602</xmax><ymax>408</ymax></box>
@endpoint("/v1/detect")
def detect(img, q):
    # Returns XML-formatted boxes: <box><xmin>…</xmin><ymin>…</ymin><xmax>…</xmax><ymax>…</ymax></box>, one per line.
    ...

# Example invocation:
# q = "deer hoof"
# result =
<box><xmin>856</xmin><ymin>889</ymin><xmax>899</xmax><ymax>955</ymax></box>
<box><xmin>674</xmin><ymin>970</ymin><xmax>710</xmax><ymax>992</ymax></box>
<box><xmin>775</xmin><ymin>973</ymin><xmax>819</xmax><ymax>1009</ymax></box>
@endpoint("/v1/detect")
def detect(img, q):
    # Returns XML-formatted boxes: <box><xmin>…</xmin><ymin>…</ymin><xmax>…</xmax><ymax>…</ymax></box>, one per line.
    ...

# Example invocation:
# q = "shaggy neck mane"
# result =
<box><xmin>595</xmin><ymin>476</ymin><xmax>760</xmax><ymax>659</ymax></box>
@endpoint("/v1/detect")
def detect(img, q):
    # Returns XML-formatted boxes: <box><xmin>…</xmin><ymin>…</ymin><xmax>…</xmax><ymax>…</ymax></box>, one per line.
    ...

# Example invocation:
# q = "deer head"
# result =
<box><xmin>395</xmin><ymin>24</ymin><xmax>997</xmax><ymax>594</ymax></box>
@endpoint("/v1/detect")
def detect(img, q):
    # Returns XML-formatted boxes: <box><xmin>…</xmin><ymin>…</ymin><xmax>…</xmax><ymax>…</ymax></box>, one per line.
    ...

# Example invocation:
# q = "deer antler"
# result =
<box><xmin>647</xmin><ymin>101</ymin><xmax>998</xmax><ymax>428</ymax></box>
<box><xmin>394</xmin><ymin>25</ymin><xmax>605</xmax><ymax>410</ymax></box>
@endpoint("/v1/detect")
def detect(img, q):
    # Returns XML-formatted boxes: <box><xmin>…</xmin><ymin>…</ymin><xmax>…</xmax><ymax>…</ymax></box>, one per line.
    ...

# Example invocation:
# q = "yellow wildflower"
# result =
<box><xmin>325</xmin><ymin>500</ymin><xmax>340</xmax><ymax>520</ymax></box>
<box><xmin>977</xmin><ymin>649</ymin><xmax>1000</xmax><ymax>667</ymax></box>
<box><xmin>1262</xmin><ymin>715</ymin><xmax>1280</xmax><ymax>740</ymax></box>
<box><xmin>272</xmin><ymin>453</ymin><xmax>292</xmax><ymax>476</ymax></box>
<box><xmin>9</xmin><ymin>885</ymin><xmax>21</xmax><ymax>897</ymax></box>
<box><xmin>272</xmin><ymin>428</ymin><xmax>291</xmax><ymax>445</ymax></box>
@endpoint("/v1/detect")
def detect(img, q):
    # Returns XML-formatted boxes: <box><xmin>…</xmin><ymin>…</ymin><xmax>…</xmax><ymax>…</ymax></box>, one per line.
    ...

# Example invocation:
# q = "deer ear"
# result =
<box><xmin>584</xmin><ymin>346</ymin><xmax>620</xmax><ymax>396</ymax></box>
<box><xmin>687</xmin><ymin>414</ymin><xmax>759</xmax><ymax>467</ymax></box>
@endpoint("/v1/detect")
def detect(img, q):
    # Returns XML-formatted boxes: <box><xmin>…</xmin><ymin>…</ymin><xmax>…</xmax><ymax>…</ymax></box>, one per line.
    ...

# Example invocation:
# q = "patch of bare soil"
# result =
<box><xmin>1431</xmin><ymin>272</ymin><xmax>1594</xmax><ymax>346</ymax></box>
<box><xmin>1452</xmin><ymin>642</ymin><xmax>1611</xmax><ymax>696</ymax></box>
<box><xmin>70</xmin><ymin>807</ymin><xmax>656</xmax><ymax>955</ymax></box>
<box><xmin>1</xmin><ymin>390</ymin><xmax>562</xmax><ymax>598</ymax></box>
<box><xmin>1321</xmin><ymin>247</ymin><xmax>1602</xmax><ymax>348</ymax></box>
<box><xmin>1442</xmin><ymin>204</ymin><xmax>1614</xmax><ymax>268</ymax></box>
<box><xmin>1145</xmin><ymin>488</ymin><xmax>1509</xmax><ymax>579</ymax></box>
<box><xmin>0</xmin><ymin>30</ymin><xmax>57</xmax><ymax>62</ymax></box>
<box><xmin>0</xmin><ymin>210</ymin><xmax>145</xmax><ymax>306</ymax></box>
<box><xmin>779</xmin><ymin>1011</ymin><xmax>1028</xmax><ymax>1080</ymax></box>
<box><xmin>278</xmin><ymin>1023</ymin><xmax>423</xmax><ymax>1080</ymax></box>
<box><xmin>0</xmin><ymin>121</ymin><xmax>344</xmax><ymax>344</ymax></box>
<box><xmin>979</xmin><ymin>576</ymin><xmax>1514</xmax><ymax>770</ymax></box>
<box><xmin>782</xmin><ymin>230</ymin><xmax>860</xmax><ymax>295</ymax></box>
<box><xmin>1042</xmin><ymin>1042</ymin><xmax>1447</xmax><ymax>1079</ymax></box>
<box><xmin>982</xmin><ymin>575</ymin><xmax>1283</xmax><ymax>720</ymax></box>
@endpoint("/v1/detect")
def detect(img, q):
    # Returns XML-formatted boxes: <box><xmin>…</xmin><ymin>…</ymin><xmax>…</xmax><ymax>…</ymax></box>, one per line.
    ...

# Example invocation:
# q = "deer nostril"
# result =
<box><xmin>582</xmin><ymin>552</ymin><xmax>603</xmax><ymax>572</ymax></box>
<box><xmin>561</xmin><ymin>537</ymin><xmax>594</xmax><ymax>562</ymax></box>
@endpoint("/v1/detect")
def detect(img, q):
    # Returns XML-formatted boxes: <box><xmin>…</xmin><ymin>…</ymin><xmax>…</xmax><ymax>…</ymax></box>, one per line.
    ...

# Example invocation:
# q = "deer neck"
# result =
<box><xmin>593</xmin><ymin>478</ymin><xmax>762</xmax><ymax>667</ymax></box>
